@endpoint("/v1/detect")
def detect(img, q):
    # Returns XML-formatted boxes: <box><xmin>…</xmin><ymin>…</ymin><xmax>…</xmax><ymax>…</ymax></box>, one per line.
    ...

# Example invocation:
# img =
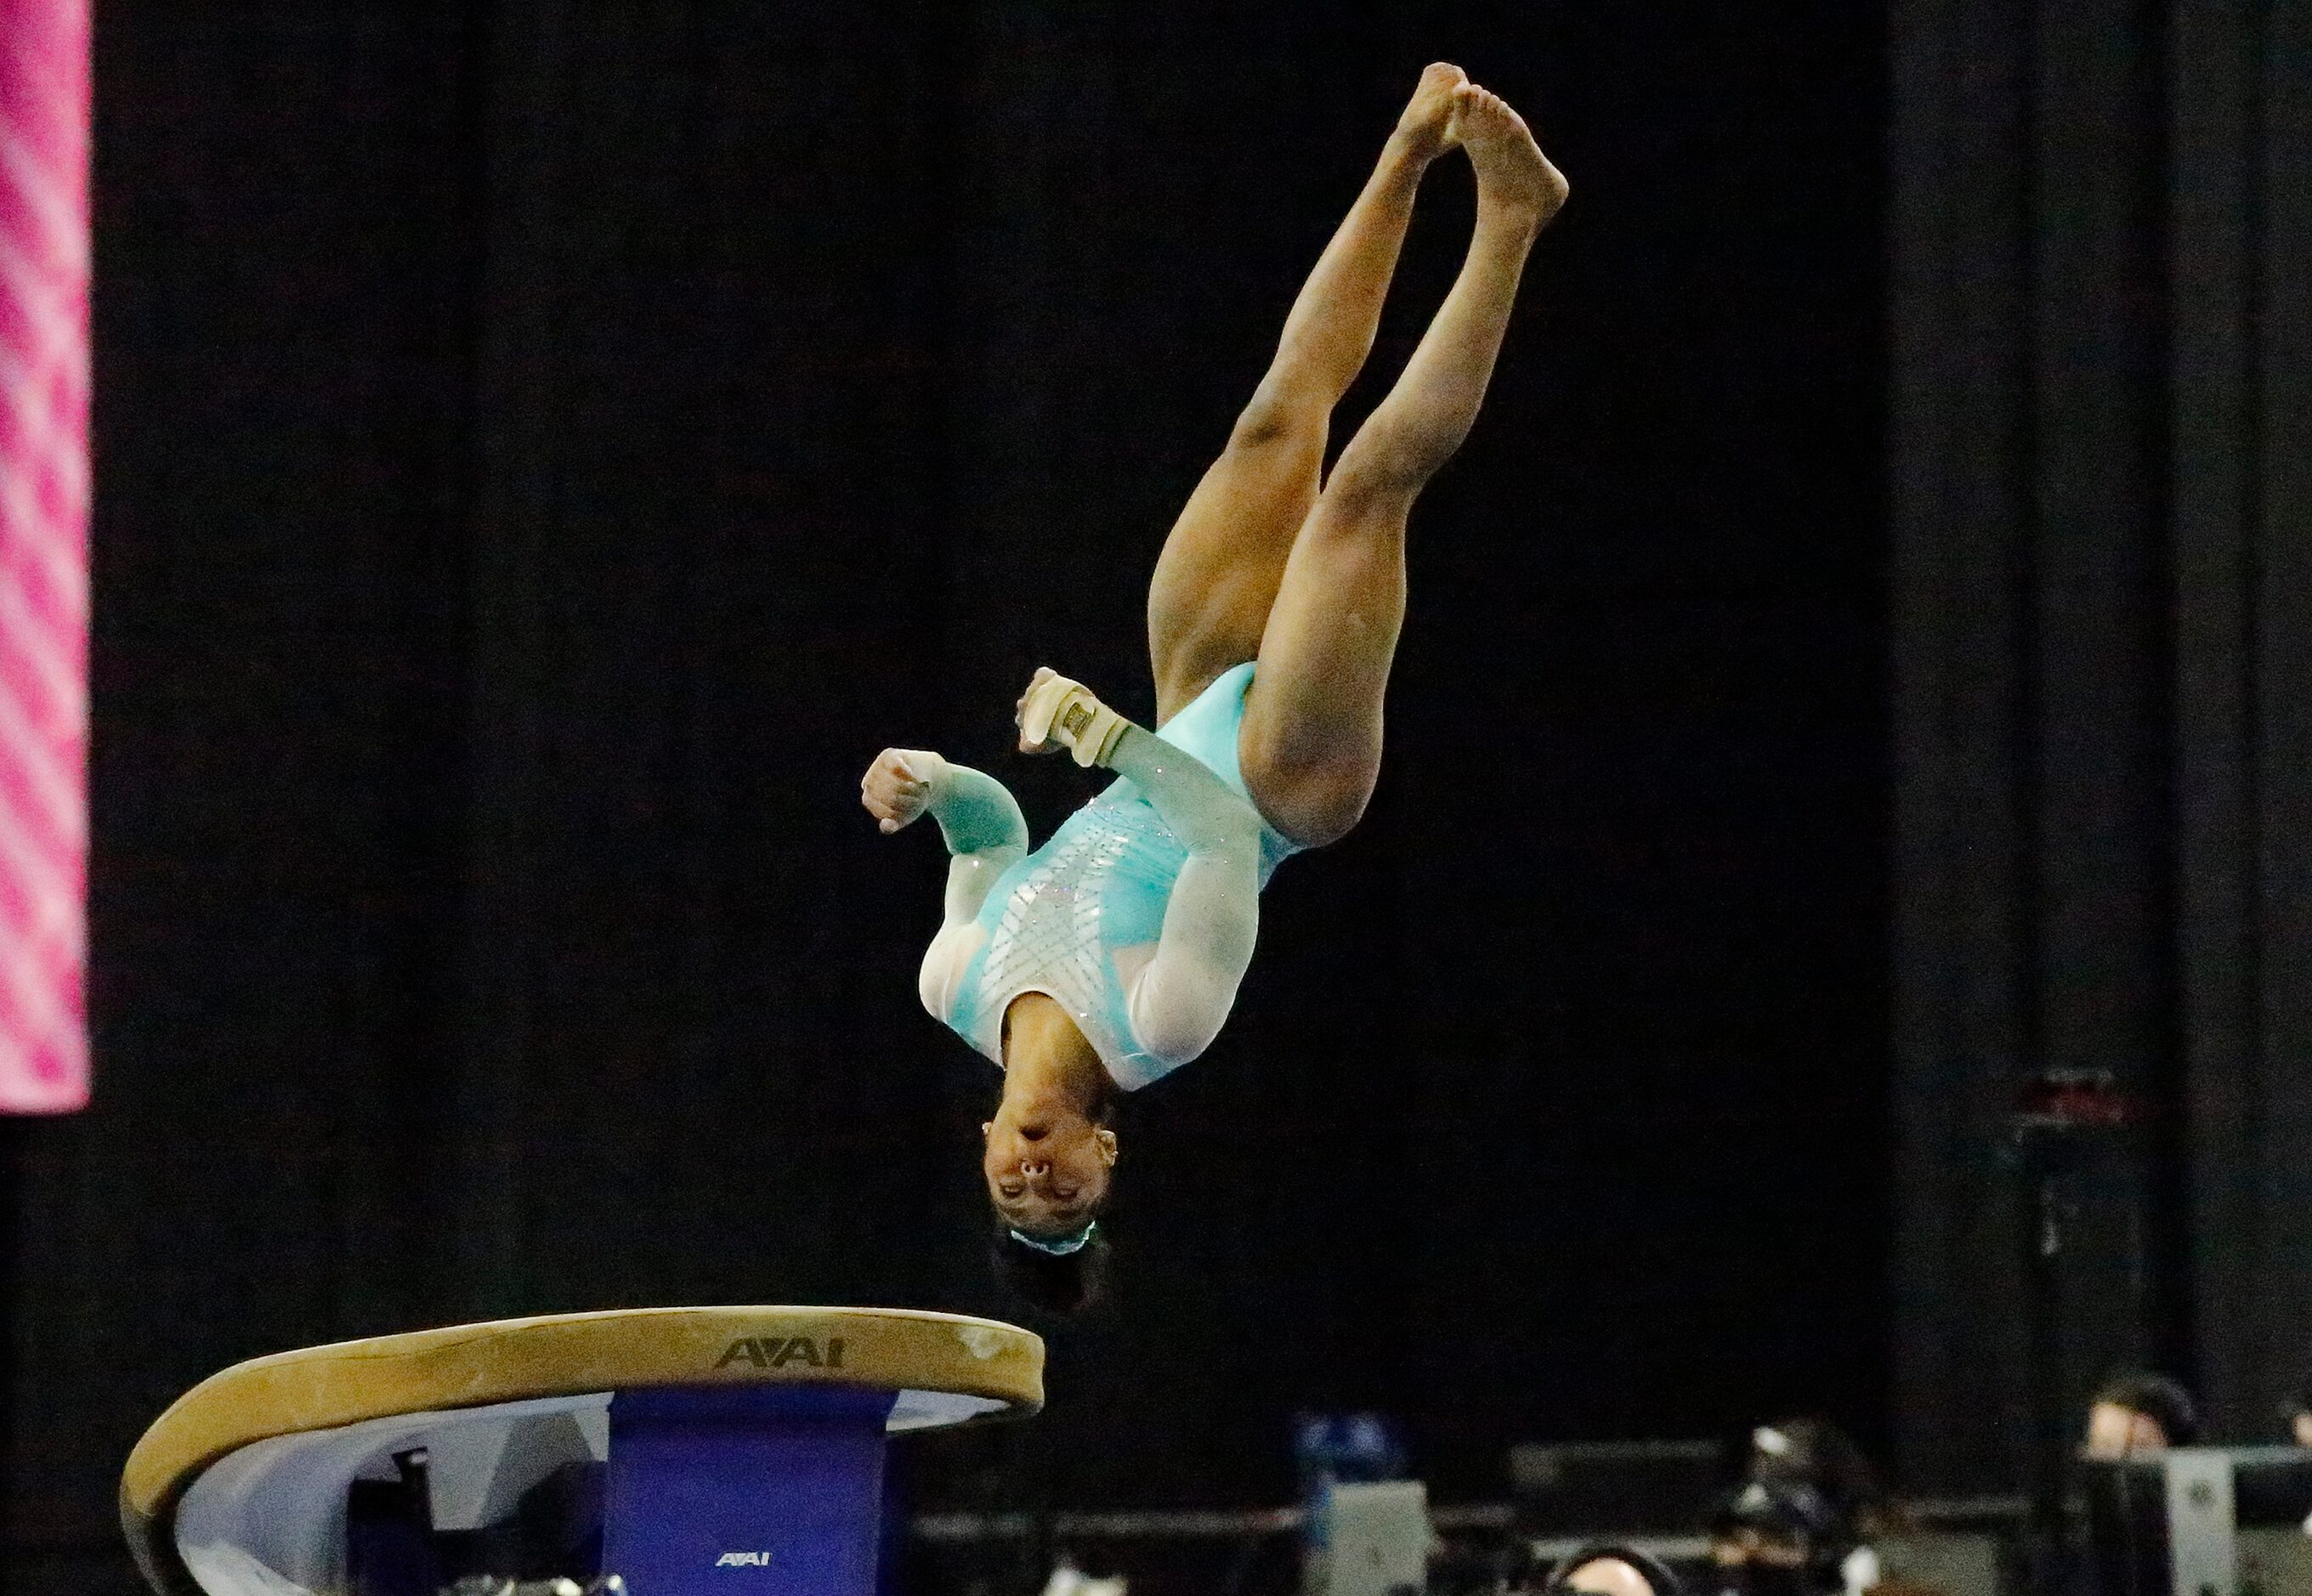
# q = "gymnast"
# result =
<box><xmin>861</xmin><ymin>66</ymin><xmax>1566</xmax><ymax>1296</ymax></box>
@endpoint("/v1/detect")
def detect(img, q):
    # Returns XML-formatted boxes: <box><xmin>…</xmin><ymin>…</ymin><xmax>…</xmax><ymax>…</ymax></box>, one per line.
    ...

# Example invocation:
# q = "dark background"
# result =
<box><xmin>8</xmin><ymin>0</ymin><xmax>1899</xmax><ymax>1588</ymax></box>
<box><xmin>1890</xmin><ymin>0</ymin><xmax>2312</xmax><ymax>1491</ymax></box>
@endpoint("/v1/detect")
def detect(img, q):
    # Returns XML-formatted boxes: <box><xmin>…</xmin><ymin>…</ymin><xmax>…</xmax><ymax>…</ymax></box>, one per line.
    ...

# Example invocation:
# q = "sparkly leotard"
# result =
<box><xmin>918</xmin><ymin>663</ymin><xmax>1298</xmax><ymax>1089</ymax></box>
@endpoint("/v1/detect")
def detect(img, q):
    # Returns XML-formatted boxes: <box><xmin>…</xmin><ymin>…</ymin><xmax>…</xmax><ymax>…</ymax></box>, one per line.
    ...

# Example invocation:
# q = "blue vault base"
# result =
<box><xmin>604</xmin><ymin>1386</ymin><xmax>899</xmax><ymax>1596</ymax></box>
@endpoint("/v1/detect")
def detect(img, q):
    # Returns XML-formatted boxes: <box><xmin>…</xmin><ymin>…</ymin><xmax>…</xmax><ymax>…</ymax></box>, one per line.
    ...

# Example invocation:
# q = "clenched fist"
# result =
<box><xmin>861</xmin><ymin>748</ymin><xmax>942</xmax><ymax>834</ymax></box>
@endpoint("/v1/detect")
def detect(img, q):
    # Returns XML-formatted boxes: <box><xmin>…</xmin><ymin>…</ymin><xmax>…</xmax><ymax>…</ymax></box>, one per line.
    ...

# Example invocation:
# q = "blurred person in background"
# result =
<box><xmin>2082</xmin><ymin>1372</ymin><xmax>2199</xmax><ymax>1461</ymax></box>
<box><xmin>1544</xmin><ymin>1543</ymin><xmax>1686</xmax><ymax>1596</ymax></box>
<box><xmin>2286</xmin><ymin>1379</ymin><xmax>2312</xmax><ymax>1447</ymax></box>
<box><xmin>1704</xmin><ymin>1420</ymin><xmax>1916</xmax><ymax>1596</ymax></box>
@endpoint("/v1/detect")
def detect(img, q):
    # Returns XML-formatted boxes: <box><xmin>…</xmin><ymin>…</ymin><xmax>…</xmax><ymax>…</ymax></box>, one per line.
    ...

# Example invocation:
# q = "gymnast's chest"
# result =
<box><xmin>978</xmin><ymin>802</ymin><xmax>1182</xmax><ymax>965</ymax></box>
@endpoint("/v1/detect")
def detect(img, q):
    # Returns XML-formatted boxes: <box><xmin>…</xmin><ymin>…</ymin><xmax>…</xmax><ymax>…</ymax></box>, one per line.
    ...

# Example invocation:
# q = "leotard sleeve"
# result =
<box><xmin>914</xmin><ymin>754</ymin><xmax>1029</xmax><ymax>924</ymax></box>
<box><xmin>1103</xmin><ymin>726</ymin><xmax>1262</xmax><ymax>1068</ymax></box>
<box><xmin>903</xmin><ymin>752</ymin><xmax>1028</xmax><ymax>1025</ymax></box>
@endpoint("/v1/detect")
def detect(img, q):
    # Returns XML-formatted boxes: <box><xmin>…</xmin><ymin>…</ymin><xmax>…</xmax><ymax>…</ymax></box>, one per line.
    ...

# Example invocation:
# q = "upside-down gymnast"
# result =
<box><xmin>861</xmin><ymin>67</ymin><xmax>1566</xmax><ymax>1301</ymax></box>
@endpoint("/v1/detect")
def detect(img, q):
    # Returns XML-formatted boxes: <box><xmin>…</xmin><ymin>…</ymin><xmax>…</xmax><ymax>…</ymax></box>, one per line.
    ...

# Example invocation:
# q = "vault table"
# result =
<box><xmin>122</xmin><ymin>1306</ymin><xmax>1044</xmax><ymax>1596</ymax></box>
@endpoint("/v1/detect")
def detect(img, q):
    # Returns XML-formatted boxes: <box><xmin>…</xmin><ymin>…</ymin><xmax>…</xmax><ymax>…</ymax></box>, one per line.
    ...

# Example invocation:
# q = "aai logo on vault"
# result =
<box><xmin>717</xmin><ymin>1551</ymin><xmax>774</xmax><ymax>1567</ymax></box>
<box><xmin>714</xmin><ymin>1335</ymin><xmax>845</xmax><ymax>1370</ymax></box>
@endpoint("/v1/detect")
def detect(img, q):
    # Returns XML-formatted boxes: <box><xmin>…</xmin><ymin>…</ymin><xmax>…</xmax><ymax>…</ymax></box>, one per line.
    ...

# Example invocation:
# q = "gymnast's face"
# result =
<box><xmin>980</xmin><ymin>1107</ymin><xmax>1117</xmax><ymax>1237</ymax></box>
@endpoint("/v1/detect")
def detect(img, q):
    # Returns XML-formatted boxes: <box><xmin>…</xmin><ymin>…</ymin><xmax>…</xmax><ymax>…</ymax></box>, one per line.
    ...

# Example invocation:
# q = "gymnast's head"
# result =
<box><xmin>978</xmin><ymin>988</ymin><xmax>1125</xmax><ymax>1311</ymax></box>
<box><xmin>981</xmin><ymin>1097</ymin><xmax>1115</xmax><ymax>1237</ymax></box>
<box><xmin>981</xmin><ymin>1080</ymin><xmax>1117</xmax><ymax>1315</ymax></box>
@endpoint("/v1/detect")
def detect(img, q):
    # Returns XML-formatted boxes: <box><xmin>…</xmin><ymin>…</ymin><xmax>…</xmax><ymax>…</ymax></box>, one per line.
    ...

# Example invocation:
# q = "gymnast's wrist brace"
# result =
<box><xmin>1019</xmin><ymin>671</ymin><xmax>1130</xmax><ymax>768</ymax></box>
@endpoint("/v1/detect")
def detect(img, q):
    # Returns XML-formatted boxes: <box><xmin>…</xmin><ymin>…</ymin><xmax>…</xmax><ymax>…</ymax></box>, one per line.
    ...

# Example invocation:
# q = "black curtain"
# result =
<box><xmin>1890</xmin><ymin>0</ymin><xmax>2312</xmax><ymax>1490</ymax></box>
<box><xmin>4</xmin><ymin>5</ymin><xmax>1884</xmax><ymax>1588</ymax></box>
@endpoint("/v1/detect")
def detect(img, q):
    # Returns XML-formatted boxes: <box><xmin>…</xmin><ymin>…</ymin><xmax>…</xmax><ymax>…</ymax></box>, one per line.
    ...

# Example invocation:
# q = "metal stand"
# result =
<box><xmin>2009</xmin><ymin>1069</ymin><xmax>2135</xmax><ymax>1596</ymax></box>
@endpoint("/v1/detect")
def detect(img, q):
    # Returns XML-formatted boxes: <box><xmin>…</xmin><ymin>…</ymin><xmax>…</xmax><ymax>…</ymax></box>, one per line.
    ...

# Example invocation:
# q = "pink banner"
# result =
<box><xmin>0</xmin><ymin>0</ymin><xmax>90</xmax><ymax>1112</ymax></box>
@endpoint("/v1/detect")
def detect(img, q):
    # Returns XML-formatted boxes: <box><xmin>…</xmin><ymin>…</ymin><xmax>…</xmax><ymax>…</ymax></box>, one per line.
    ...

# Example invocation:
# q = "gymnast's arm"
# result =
<box><xmin>1102</xmin><ymin>727</ymin><xmax>1263</xmax><ymax>1067</ymax></box>
<box><xmin>861</xmin><ymin>747</ymin><xmax>1028</xmax><ymax>925</ymax></box>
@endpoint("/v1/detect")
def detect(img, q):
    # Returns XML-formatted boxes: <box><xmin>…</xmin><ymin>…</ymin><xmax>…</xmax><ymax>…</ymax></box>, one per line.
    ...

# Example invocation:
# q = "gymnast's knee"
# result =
<box><xmin>1228</xmin><ymin>381</ymin><xmax>1328</xmax><ymax>452</ymax></box>
<box><xmin>1246</xmin><ymin>754</ymin><xmax>1375</xmax><ymax>851</ymax></box>
<box><xmin>1325</xmin><ymin>430</ymin><xmax>1448</xmax><ymax>507</ymax></box>
<box><xmin>1282</xmin><ymin>788</ymin><xmax>1372</xmax><ymax>851</ymax></box>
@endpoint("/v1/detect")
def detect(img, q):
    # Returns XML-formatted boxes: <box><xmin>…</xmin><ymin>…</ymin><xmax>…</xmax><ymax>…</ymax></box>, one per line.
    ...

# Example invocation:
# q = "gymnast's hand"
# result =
<box><xmin>1016</xmin><ymin>666</ymin><xmax>1129</xmax><ymax>767</ymax></box>
<box><xmin>1014</xmin><ymin>667</ymin><xmax>1068</xmax><ymax>756</ymax></box>
<box><xmin>861</xmin><ymin>748</ymin><xmax>939</xmax><ymax>834</ymax></box>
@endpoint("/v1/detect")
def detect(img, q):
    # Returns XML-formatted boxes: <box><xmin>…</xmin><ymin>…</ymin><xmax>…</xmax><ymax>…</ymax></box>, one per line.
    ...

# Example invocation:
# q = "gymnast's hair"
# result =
<box><xmin>989</xmin><ymin>1215</ymin><xmax>1111</xmax><ymax>1316</ymax></box>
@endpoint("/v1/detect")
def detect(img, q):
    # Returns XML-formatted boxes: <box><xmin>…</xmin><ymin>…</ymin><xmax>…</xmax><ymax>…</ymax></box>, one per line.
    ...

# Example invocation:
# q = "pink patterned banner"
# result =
<box><xmin>0</xmin><ymin>0</ymin><xmax>90</xmax><ymax>1112</ymax></box>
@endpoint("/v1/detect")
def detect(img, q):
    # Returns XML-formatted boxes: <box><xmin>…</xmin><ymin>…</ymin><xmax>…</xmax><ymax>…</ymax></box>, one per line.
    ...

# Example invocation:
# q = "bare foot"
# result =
<box><xmin>1453</xmin><ymin>84</ymin><xmax>1569</xmax><ymax>229</ymax></box>
<box><xmin>1395</xmin><ymin>62</ymin><xmax>1469</xmax><ymax>160</ymax></box>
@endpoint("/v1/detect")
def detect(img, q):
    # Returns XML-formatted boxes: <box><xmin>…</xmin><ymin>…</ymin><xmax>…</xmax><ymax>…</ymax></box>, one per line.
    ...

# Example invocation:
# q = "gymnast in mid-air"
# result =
<box><xmin>861</xmin><ymin>66</ymin><xmax>1566</xmax><ymax>1294</ymax></box>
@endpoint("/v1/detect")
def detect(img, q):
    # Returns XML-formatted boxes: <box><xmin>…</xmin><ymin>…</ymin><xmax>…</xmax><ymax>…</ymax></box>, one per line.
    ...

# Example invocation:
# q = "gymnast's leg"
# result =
<box><xmin>1242</xmin><ymin>86</ymin><xmax>1567</xmax><ymax>847</ymax></box>
<box><xmin>1146</xmin><ymin>63</ymin><xmax>1469</xmax><ymax>724</ymax></box>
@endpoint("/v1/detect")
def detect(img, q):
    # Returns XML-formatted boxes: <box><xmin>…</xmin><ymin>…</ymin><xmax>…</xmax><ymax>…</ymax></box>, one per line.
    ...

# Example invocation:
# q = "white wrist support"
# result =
<box><xmin>1018</xmin><ymin>669</ymin><xmax>1129</xmax><ymax>768</ymax></box>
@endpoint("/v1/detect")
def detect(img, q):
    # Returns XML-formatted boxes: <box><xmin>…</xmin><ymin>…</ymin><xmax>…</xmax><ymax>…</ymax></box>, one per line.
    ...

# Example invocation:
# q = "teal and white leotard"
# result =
<box><xmin>916</xmin><ymin>663</ymin><xmax>1302</xmax><ymax>1089</ymax></box>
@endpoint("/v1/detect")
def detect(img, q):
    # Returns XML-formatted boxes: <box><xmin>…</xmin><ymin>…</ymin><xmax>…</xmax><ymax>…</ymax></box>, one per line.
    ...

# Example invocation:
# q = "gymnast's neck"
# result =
<box><xmin>1000</xmin><ymin>993</ymin><xmax>1117</xmax><ymax>1118</ymax></box>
